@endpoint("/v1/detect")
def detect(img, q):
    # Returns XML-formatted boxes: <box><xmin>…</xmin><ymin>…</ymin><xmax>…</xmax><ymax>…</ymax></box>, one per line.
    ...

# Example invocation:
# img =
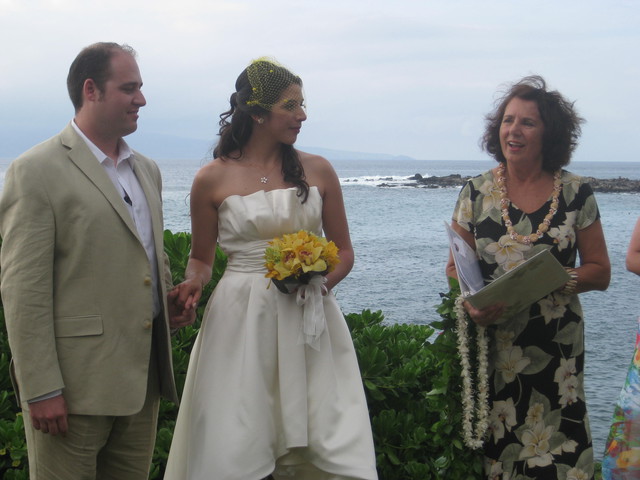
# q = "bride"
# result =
<box><xmin>164</xmin><ymin>58</ymin><xmax>378</xmax><ymax>480</ymax></box>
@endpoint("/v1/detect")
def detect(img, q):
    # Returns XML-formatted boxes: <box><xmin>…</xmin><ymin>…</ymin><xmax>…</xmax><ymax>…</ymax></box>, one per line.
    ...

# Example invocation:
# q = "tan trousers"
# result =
<box><xmin>23</xmin><ymin>353</ymin><xmax>160</xmax><ymax>480</ymax></box>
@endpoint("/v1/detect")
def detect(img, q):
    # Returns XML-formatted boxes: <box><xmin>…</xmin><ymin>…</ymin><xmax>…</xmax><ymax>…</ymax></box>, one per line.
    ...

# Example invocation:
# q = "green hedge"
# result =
<box><xmin>0</xmin><ymin>232</ymin><xmax>485</xmax><ymax>479</ymax></box>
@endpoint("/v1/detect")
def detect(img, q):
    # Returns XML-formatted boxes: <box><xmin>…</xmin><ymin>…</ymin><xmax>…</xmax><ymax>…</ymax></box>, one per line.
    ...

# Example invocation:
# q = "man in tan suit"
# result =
<box><xmin>0</xmin><ymin>42</ymin><xmax>194</xmax><ymax>479</ymax></box>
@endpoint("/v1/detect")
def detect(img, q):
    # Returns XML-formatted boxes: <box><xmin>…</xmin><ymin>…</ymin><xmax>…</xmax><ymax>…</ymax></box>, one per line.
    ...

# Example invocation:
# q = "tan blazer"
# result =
<box><xmin>0</xmin><ymin>123</ymin><xmax>178</xmax><ymax>415</ymax></box>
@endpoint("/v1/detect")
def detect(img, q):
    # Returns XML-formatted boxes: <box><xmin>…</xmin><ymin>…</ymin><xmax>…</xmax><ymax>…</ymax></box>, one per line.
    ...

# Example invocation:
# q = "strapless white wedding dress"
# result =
<box><xmin>165</xmin><ymin>187</ymin><xmax>378</xmax><ymax>480</ymax></box>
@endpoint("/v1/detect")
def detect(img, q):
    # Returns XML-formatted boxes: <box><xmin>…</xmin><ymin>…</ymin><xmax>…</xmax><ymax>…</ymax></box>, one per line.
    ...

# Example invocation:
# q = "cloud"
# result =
<box><xmin>1</xmin><ymin>0</ymin><xmax>638</xmax><ymax>160</ymax></box>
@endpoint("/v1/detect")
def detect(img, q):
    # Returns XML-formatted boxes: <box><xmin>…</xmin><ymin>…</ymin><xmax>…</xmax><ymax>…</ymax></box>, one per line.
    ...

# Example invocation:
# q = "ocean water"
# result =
<box><xmin>1</xmin><ymin>156</ymin><xmax>639</xmax><ymax>459</ymax></box>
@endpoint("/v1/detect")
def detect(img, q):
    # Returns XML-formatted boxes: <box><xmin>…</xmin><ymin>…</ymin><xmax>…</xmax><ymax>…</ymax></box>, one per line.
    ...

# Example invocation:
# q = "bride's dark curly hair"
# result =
<box><xmin>481</xmin><ymin>75</ymin><xmax>585</xmax><ymax>173</ymax></box>
<box><xmin>214</xmin><ymin>60</ymin><xmax>309</xmax><ymax>202</ymax></box>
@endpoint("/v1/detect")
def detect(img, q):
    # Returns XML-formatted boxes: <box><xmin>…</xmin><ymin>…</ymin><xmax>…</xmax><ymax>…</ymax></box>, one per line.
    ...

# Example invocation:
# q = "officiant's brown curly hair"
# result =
<box><xmin>481</xmin><ymin>75</ymin><xmax>585</xmax><ymax>173</ymax></box>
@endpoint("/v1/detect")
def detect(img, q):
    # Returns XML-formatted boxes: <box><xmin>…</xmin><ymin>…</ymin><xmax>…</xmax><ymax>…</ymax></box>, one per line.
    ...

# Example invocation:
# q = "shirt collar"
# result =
<box><xmin>71</xmin><ymin>120</ymin><xmax>134</xmax><ymax>166</ymax></box>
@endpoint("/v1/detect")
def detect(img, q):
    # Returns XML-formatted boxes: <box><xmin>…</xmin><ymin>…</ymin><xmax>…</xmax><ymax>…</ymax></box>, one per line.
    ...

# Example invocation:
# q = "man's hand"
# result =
<box><xmin>167</xmin><ymin>288</ymin><xmax>197</xmax><ymax>329</ymax></box>
<box><xmin>29</xmin><ymin>394</ymin><xmax>68</xmax><ymax>436</ymax></box>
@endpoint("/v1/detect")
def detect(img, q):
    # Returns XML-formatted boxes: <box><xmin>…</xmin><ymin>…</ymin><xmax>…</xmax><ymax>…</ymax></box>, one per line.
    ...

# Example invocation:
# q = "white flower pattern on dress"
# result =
<box><xmin>525</xmin><ymin>403</ymin><xmax>545</xmax><ymax>427</ymax></box>
<box><xmin>519</xmin><ymin>422</ymin><xmax>555</xmax><ymax>468</ymax></box>
<box><xmin>489</xmin><ymin>398</ymin><xmax>517</xmax><ymax>443</ymax></box>
<box><xmin>539</xmin><ymin>294</ymin><xmax>569</xmax><ymax>324</ymax></box>
<box><xmin>555</xmin><ymin>358</ymin><xmax>580</xmax><ymax>407</ymax></box>
<box><xmin>566</xmin><ymin>467</ymin><xmax>590</xmax><ymax>480</ymax></box>
<box><xmin>565</xmin><ymin>175</ymin><xmax>583</xmax><ymax>196</ymax></box>
<box><xmin>554</xmin><ymin>358</ymin><xmax>577</xmax><ymax>384</ymax></box>
<box><xmin>479</xmin><ymin>178</ymin><xmax>503</xmax><ymax>214</ymax></box>
<box><xmin>488</xmin><ymin>417</ymin><xmax>505</xmax><ymax>444</ymax></box>
<box><xmin>548</xmin><ymin>211</ymin><xmax>577</xmax><ymax>251</ymax></box>
<box><xmin>558</xmin><ymin>374</ymin><xmax>579</xmax><ymax>407</ymax></box>
<box><xmin>485</xmin><ymin>459</ymin><xmax>506</xmax><ymax>480</ymax></box>
<box><xmin>495</xmin><ymin>346</ymin><xmax>531</xmax><ymax>383</ymax></box>
<box><xmin>456</xmin><ymin>197</ymin><xmax>473</xmax><ymax>225</ymax></box>
<box><xmin>484</xmin><ymin>235</ymin><xmax>531</xmax><ymax>271</ymax></box>
<box><xmin>495</xmin><ymin>329</ymin><xmax>515</xmax><ymax>351</ymax></box>
<box><xmin>551</xmin><ymin>439</ymin><xmax>578</xmax><ymax>456</ymax></box>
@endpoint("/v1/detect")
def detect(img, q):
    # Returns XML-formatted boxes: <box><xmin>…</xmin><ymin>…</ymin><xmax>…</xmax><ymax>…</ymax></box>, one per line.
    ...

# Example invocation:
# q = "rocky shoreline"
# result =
<box><xmin>378</xmin><ymin>173</ymin><xmax>640</xmax><ymax>193</ymax></box>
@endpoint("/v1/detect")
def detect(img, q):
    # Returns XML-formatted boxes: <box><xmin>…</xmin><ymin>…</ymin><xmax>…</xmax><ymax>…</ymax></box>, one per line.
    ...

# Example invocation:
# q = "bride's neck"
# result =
<box><xmin>241</xmin><ymin>138</ymin><xmax>283</xmax><ymax>166</ymax></box>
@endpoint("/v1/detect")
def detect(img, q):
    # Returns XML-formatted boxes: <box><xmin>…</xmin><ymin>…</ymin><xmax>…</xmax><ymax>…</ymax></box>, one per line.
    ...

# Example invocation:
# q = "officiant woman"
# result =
<box><xmin>445</xmin><ymin>75</ymin><xmax>610</xmax><ymax>480</ymax></box>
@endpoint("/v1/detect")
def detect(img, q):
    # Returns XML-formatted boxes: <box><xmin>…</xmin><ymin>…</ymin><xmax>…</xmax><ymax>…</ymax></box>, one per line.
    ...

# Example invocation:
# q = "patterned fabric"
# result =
<box><xmin>452</xmin><ymin>169</ymin><xmax>600</xmax><ymax>480</ymax></box>
<box><xmin>602</xmin><ymin>319</ymin><xmax>640</xmax><ymax>479</ymax></box>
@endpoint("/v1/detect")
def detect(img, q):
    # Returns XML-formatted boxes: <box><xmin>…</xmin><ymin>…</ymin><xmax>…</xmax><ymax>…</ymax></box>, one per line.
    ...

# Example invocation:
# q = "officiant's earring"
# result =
<box><xmin>256</xmin><ymin>117</ymin><xmax>264</xmax><ymax>125</ymax></box>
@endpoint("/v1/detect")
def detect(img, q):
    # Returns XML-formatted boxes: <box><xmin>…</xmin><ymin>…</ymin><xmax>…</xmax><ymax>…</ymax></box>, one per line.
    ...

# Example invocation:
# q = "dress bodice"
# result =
<box><xmin>217</xmin><ymin>186</ymin><xmax>323</xmax><ymax>273</ymax></box>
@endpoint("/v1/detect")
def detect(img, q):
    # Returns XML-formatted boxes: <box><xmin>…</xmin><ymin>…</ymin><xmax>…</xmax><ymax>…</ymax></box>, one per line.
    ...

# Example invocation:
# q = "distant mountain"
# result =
<box><xmin>127</xmin><ymin>133</ymin><xmax>214</xmax><ymax>161</ymax></box>
<box><xmin>0</xmin><ymin>127</ymin><xmax>413</xmax><ymax>162</ymax></box>
<box><xmin>0</xmin><ymin>127</ymin><xmax>61</xmax><ymax>159</ymax></box>
<box><xmin>132</xmin><ymin>136</ymin><xmax>413</xmax><ymax>162</ymax></box>
<box><xmin>300</xmin><ymin>146</ymin><xmax>414</xmax><ymax>161</ymax></box>
<box><xmin>132</xmin><ymin>136</ymin><xmax>414</xmax><ymax>162</ymax></box>
<box><xmin>0</xmin><ymin>129</ymin><xmax>215</xmax><ymax>161</ymax></box>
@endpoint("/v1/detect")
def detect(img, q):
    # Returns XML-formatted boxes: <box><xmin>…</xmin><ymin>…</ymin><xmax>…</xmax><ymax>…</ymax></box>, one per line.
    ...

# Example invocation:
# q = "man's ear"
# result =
<box><xmin>83</xmin><ymin>79</ymin><xmax>99</xmax><ymax>102</ymax></box>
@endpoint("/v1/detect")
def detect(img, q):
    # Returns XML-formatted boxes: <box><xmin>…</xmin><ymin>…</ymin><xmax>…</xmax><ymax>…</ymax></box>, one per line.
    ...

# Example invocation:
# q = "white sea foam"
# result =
<box><xmin>339</xmin><ymin>174</ymin><xmax>431</xmax><ymax>187</ymax></box>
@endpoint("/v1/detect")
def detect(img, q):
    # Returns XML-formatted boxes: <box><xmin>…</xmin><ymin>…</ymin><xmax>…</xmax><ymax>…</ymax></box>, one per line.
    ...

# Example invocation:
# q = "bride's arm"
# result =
<box><xmin>315</xmin><ymin>157</ymin><xmax>354</xmax><ymax>292</ymax></box>
<box><xmin>174</xmin><ymin>165</ymin><xmax>219</xmax><ymax>309</ymax></box>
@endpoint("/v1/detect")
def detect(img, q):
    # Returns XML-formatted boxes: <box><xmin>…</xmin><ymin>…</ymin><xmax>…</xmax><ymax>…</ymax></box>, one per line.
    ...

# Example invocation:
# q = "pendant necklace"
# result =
<box><xmin>258</xmin><ymin>161</ymin><xmax>280</xmax><ymax>184</ymax></box>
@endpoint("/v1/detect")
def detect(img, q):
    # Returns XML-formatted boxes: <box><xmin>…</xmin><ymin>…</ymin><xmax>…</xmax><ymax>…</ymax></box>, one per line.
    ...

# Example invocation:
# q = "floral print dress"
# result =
<box><xmin>452</xmin><ymin>169</ymin><xmax>601</xmax><ymax>480</ymax></box>
<box><xmin>602</xmin><ymin>318</ymin><xmax>640</xmax><ymax>478</ymax></box>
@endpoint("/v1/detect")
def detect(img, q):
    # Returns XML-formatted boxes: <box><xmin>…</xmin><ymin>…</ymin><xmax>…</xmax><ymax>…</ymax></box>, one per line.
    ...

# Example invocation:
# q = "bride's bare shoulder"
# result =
<box><xmin>194</xmin><ymin>157</ymin><xmax>234</xmax><ymax>183</ymax></box>
<box><xmin>297</xmin><ymin>150</ymin><xmax>334</xmax><ymax>174</ymax></box>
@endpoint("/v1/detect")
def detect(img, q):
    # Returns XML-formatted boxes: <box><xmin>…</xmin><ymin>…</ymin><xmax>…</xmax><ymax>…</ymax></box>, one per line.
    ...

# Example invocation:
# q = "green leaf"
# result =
<box><xmin>521</xmin><ymin>345</ymin><xmax>554</xmax><ymax>376</ymax></box>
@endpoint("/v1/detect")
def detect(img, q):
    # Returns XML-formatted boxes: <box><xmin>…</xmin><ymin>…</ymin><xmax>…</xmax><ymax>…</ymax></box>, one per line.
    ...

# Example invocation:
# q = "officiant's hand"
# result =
<box><xmin>464</xmin><ymin>301</ymin><xmax>505</xmax><ymax>327</ymax></box>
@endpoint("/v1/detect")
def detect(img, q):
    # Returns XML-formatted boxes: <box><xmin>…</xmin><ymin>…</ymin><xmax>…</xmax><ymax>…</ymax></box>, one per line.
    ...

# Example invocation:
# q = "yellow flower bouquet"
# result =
<box><xmin>264</xmin><ymin>230</ymin><xmax>340</xmax><ymax>294</ymax></box>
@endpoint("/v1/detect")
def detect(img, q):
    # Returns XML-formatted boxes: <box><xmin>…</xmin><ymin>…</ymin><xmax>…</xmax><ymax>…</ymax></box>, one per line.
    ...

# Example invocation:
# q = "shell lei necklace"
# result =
<box><xmin>454</xmin><ymin>295</ymin><xmax>490</xmax><ymax>449</ymax></box>
<box><xmin>497</xmin><ymin>163</ymin><xmax>563</xmax><ymax>245</ymax></box>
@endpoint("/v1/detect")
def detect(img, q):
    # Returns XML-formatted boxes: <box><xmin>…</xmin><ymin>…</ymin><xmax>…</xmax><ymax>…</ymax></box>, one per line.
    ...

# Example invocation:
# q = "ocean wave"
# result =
<box><xmin>339</xmin><ymin>174</ymin><xmax>432</xmax><ymax>187</ymax></box>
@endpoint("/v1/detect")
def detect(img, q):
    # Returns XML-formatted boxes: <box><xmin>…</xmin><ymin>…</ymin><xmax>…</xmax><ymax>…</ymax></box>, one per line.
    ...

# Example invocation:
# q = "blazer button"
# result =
<box><xmin>144</xmin><ymin>276</ymin><xmax>152</xmax><ymax>286</ymax></box>
<box><xmin>143</xmin><ymin>320</ymin><xmax>152</xmax><ymax>330</ymax></box>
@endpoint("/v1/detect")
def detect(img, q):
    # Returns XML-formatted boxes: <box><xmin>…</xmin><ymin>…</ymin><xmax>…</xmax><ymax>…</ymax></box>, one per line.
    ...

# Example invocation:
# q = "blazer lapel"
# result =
<box><xmin>60</xmin><ymin>124</ymin><xmax>141</xmax><ymax>242</ymax></box>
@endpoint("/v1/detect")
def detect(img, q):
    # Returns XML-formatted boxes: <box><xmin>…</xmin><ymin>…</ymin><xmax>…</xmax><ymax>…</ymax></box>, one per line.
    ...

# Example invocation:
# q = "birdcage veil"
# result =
<box><xmin>244</xmin><ymin>57</ymin><xmax>304</xmax><ymax>112</ymax></box>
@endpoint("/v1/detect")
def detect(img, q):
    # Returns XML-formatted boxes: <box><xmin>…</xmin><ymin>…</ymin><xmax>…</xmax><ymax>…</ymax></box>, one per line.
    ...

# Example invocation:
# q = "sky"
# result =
<box><xmin>0</xmin><ymin>0</ymin><xmax>638</xmax><ymax>161</ymax></box>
